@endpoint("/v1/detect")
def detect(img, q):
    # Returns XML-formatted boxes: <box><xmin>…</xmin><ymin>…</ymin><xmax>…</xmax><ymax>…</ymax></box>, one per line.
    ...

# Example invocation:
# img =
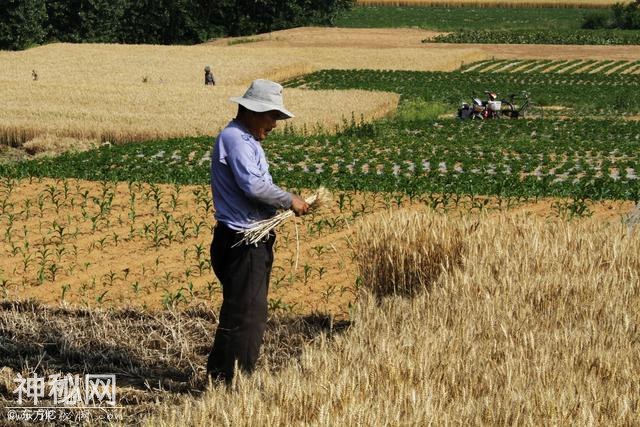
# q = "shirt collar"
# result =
<box><xmin>231</xmin><ymin>119</ymin><xmax>261</xmax><ymax>145</ymax></box>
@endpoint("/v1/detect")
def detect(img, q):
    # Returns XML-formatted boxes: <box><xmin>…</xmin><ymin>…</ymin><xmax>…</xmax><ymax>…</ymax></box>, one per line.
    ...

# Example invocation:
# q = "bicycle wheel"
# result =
<box><xmin>500</xmin><ymin>101</ymin><xmax>516</xmax><ymax>119</ymax></box>
<box><xmin>522</xmin><ymin>102</ymin><xmax>544</xmax><ymax>120</ymax></box>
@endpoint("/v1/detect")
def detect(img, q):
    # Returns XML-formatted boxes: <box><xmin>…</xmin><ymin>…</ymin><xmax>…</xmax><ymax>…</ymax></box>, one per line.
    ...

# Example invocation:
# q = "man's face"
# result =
<box><xmin>248</xmin><ymin>110</ymin><xmax>279</xmax><ymax>141</ymax></box>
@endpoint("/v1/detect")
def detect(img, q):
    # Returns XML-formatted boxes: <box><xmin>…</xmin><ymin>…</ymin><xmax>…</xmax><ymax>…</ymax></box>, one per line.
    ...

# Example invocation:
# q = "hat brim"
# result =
<box><xmin>230</xmin><ymin>96</ymin><xmax>294</xmax><ymax>120</ymax></box>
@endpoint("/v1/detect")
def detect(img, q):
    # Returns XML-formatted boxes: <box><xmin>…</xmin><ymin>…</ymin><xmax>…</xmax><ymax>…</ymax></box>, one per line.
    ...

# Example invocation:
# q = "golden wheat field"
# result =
<box><xmin>356</xmin><ymin>0</ymin><xmax>624</xmax><ymax>8</ymax></box>
<box><xmin>244</xmin><ymin>27</ymin><xmax>640</xmax><ymax>61</ymax></box>
<box><xmin>210</xmin><ymin>27</ymin><xmax>445</xmax><ymax>49</ymax></box>
<box><xmin>0</xmin><ymin>82</ymin><xmax>399</xmax><ymax>146</ymax></box>
<box><xmin>0</xmin><ymin>39</ymin><xmax>484</xmax><ymax>147</ymax></box>
<box><xmin>140</xmin><ymin>209</ymin><xmax>640</xmax><ymax>426</ymax></box>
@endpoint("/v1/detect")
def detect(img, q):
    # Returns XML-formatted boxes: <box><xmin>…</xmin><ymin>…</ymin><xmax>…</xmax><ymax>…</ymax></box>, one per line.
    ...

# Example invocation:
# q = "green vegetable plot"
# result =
<box><xmin>286</xmin><ymin>69</ymin><xmax>640</xmax><ymax>116</ymax></box>
<box><xmin>430</xmin><ymin>29</ymin><xmax>640</xmax><ymax>45</ymax></box>
<box><xmin>2</xmin><ymin>119</ymin><xmax>638</xmax><ymax>201</ymax></box>
<box><xmin>335</xmin><ymin>6</ymin><xmax>586</xmax><ymax>31</ymax></box>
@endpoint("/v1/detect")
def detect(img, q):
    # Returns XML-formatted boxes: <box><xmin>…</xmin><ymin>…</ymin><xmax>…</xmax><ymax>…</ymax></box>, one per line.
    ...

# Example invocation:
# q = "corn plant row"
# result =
<box><xmin>1</xmin><ymin>118</ymin><xmax>638</xmax><ymax>201</ymax></box>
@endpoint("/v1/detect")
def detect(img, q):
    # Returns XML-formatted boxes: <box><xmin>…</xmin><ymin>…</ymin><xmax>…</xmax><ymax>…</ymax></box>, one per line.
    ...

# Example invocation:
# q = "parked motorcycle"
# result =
<box><xmin>458</xmin><ymin>91</ymin><xmax>503</xmax><ymax>120</ymax></box>
<box><xmin>458</xmin><ymin>90</ymin><xmax>544</xmax><ymax>120</ymax></box>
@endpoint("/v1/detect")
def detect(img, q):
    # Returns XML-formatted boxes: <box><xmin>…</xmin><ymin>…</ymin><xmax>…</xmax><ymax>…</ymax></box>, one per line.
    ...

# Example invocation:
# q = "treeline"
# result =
<box><xmin>0</xmin><ymin>0</ymin><xmax>354</xmax><ymax>50</ymax></box>
<box><xmin>582</xmin><ymin>1</ymin><xmax>640</xmax><ymax>29</ymax></box>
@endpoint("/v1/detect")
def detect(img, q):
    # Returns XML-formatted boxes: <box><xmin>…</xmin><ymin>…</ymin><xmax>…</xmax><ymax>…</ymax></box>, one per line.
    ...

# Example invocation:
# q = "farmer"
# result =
<box><xmin>207</xmin><ymin>79</ymin><xmax>309</xmax><ymax>385</ymax></box>
<box><xmin>204</xmin><ymin>65</ymin><xmax>215</xmax><ymax>85</ymax></box>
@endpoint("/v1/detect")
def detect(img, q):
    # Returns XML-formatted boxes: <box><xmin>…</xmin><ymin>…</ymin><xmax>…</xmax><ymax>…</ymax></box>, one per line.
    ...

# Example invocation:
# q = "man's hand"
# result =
<box><xmin>291</xmin><ymin>195</ymin><xmax>310</xmax><ymax>216</ymax></box>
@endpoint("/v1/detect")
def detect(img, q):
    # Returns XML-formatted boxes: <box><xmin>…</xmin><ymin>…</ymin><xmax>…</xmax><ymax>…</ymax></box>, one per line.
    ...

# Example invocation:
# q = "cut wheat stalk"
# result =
<box><xmin>234</xmin><ymin>187</ymin><xmax>331</xmax><ymax>247</ymax></box>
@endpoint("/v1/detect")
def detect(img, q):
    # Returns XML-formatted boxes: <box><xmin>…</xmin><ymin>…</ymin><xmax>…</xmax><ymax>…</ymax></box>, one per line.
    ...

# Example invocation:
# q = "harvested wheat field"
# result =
<box><xmin>356</xmin><ymin>0</ymin><xmax>622</xmax><ymax>8</ymax></box>
<box><xmin>137</xmin><ymin>208</ymin><xmax>640</xmax><ymax>425</ymax></box>
<box><xmin>217</xmin><ymin>27</ymin><xmax>640</xmax><ymax>63</ymax></box>
<box><xmin>212</xmin><ymin>27</ymin><xmax>446</xmax><ymax>49</ymax></box>
<box><xmin>209</xmin><ymin>28</ymin><xmax>487</xmax><ymax>70</ymax></box>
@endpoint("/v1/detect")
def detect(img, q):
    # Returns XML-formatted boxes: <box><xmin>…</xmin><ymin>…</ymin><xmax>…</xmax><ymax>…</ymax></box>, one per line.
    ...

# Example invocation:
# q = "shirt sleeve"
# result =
<box><xmin>224</xmin><ymin>137</ymin><xmax>292</xmax><ymax>210</ymax></box>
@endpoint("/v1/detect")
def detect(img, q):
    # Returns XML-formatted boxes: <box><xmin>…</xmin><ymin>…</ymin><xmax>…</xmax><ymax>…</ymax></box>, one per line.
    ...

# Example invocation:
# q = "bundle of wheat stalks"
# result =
<box><xmin>236</xmin><ymin>187</ymin><xmax>332</xmax><ymax>246</ymax></box>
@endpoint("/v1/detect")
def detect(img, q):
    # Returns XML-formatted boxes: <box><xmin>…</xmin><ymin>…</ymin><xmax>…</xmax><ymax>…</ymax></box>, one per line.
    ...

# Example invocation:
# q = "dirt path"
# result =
<box><xmin>209</xmin><ymin>27</ymin><xmax>444</xmax><ymax>49</ymax></box>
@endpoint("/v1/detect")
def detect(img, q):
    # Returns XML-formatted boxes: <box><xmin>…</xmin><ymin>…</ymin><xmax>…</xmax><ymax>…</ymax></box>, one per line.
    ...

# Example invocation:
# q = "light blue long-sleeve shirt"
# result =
<box><xmin>210</xmin><ymin>120</ymin><xmax>292</xmax><ymax>231</ymax></box>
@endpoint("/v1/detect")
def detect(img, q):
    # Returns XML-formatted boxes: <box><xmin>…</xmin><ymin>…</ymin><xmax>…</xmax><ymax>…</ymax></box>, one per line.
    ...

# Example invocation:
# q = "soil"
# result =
<box><xmin>0</xmin><ymin>178</ymin><xmax>635</xmax><ymax>320</ymax></box>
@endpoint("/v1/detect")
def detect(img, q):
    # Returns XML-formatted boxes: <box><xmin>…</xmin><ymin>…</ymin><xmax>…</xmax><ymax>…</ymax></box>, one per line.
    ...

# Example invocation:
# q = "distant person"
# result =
<box><xmin>32</xmin><ymin>70</ymin><xmax>38</xmax><ymax>81</ymax></box>
<box><xmin>204</xmin><ymin>66</ymin><xmax>215</xmax><ymax>86</ymax></box>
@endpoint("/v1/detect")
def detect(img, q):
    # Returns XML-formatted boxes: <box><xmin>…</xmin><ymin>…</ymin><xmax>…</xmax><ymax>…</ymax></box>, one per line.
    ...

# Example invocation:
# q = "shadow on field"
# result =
<box><xmin>0</xmin><ymin>300</ymin><xmax>350</xmax><ymax>422</ymax></box>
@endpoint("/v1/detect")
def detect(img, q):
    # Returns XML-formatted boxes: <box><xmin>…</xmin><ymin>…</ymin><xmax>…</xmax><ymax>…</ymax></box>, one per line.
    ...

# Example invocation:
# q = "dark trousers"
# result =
<box><xmin>206</xmin><ymin>222</ymin><xmax>275</xmax><ymax>384</ymax></box>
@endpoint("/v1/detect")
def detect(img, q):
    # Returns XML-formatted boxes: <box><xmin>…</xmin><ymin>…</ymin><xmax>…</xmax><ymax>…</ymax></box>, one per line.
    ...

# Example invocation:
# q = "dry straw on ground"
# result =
<box><xmin>142</xmin><ymin>209</ymin><xmax>639</xmax><ymax>426</ymax></box>
<box><xmin>21</xmin><ymin>134</ymin><xmax>100</xmax><ymax>157</ymax></box>
<box><xmin>0</xmin><ymin>301</ymin><xmax>347</xmax><ymax>425</ymax></box>
<box><xmin>357</xmin><ymin>0</ymin><xmax>621</xmax><ymax>7</ymax></box>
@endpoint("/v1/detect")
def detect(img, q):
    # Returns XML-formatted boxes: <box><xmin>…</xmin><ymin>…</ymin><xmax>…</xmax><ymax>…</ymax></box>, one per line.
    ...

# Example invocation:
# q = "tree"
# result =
<box><xmin>0</xmin><ymin>0</ymin><xmax>47</xmax><ymax>50</ymax></box>
<box><xmin>77</xmin><ymin>0</ymin><xmax>127</xmax><ymax>43</ymax></box>
<box><xmin>44</xmin><ymin>0</ymin><xmax>83</xmax><ymax>43</ymax></box>
<box><xmin>2</xmin><ymin>0</ymin><xmax>355</xmax><ymax>50</ymax></box>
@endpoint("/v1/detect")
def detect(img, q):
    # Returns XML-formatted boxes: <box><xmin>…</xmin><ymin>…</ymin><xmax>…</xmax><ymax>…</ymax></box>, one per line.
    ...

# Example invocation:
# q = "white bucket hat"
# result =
<box><xmin>230</xmin><ymin>79</ymin><xmax>294</xmax><ymax>120</ymax></box>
